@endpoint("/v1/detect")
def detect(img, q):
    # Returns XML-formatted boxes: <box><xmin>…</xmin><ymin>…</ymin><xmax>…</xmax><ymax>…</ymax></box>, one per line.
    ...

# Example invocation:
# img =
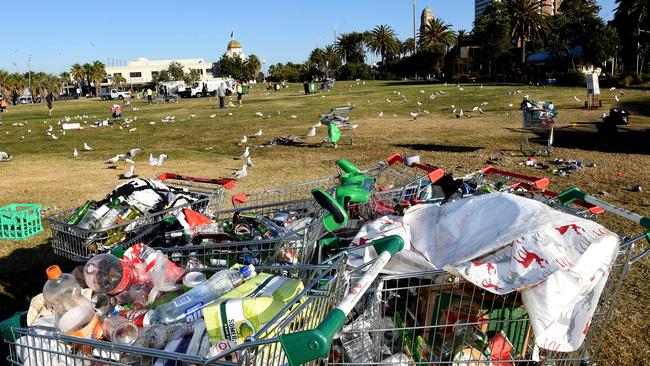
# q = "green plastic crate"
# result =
<box><xmin>0</xmin><ymin>203</ymin><xmax>43</xmax><ymax>240</ymax></box>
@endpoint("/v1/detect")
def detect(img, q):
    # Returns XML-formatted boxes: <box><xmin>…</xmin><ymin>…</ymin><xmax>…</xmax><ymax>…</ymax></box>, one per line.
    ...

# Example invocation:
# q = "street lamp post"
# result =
<box><xmin>28</xmin><ymin>55</ymin><xmax>32</xmax><ymax>99</ymax></box>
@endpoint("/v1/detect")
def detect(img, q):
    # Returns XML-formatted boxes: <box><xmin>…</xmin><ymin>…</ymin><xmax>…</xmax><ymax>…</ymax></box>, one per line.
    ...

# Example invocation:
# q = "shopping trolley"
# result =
<box><xmin>5</xmin><ymin>254</ymin><xmax>349</xmax><ymax>366</ymax></box>
<box><xmin>48</xmin><ymin>173</ymin><xmax>235</xmax><ymax>262</ymax></box>
<box><xmin>520</xmin><ymin>97</ymin><xmax>557</xmax><ymax>157</ymax></box>
<box><xmin>231</xmin><ymin>154</ymin><xmax>441</xmax><ymax>209</ymax></box>
<box><xmin>321</xmin><ymin>106</ymin><xmax>356</xmax><ymax>147</ymax></box>
<box><xmin>279</xmin><ymin>188</ymin><xmax>650</xmax><ymax>366</ymax></box>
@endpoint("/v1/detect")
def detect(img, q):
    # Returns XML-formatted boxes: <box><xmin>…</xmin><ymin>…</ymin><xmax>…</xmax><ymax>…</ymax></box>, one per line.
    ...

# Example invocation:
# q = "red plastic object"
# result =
<box><xmin>481</xmin><ymin>166</ymin><xmax>549</xmax><ymax>191</ymax></box>
<box><xmin>487</xmin><ymin>331</ymin><xmax>515</xmax><ymax>366</ymax></box>
<box><xmin>158</xmin><ymin>173</ymin><xmax>236</xmax><ymax>190</ymax></box>
<box><xmin>385</xmin><ymin>153</ymin><xmax>446</xmax><ymax>184</ymax></box>
<box><xmin>182</xmin><ymin>208</ymin><xmax>211</xmax><ymax>228</ymax></box>
<box><xmin>231</xmin><ymin>194</ymin><xmax>248</xmax><ymax>205</ymax></box>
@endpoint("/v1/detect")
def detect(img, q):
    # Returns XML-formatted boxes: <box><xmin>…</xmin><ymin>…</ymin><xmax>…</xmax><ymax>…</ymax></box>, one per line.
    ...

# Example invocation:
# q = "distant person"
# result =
<box><xmin>1</xmin><ymin>97</ymin><xmax>7</xmax><ymax>112</ymax></box>
<box><xmin>236</xmin><ymin>81</ymin><xmax>244</xmax><ymax>107</ymax></box>
<box><xmin>147</xmin><ymin>88</ymin><xmax>153</xmax><ymax>104</ymax></box>
<box><xmin>45</xmin><ymin>92</ymin><xmax>54</xmax><ymax>116</ymax></box>
<box><xmin>217</xmin><ymin>83</ymin><xmax>226</xmax><ymax>109</ymax></box>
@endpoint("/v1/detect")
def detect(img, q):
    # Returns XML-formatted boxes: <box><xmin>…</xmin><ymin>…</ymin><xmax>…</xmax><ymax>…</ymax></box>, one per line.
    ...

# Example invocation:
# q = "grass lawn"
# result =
<box><xmin>0</xmin><ymin>80</ymin><xmax>648</xmax><ymax>364</ymax></box>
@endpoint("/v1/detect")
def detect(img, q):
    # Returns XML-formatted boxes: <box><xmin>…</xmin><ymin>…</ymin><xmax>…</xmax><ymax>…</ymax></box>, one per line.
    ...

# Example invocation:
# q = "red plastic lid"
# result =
<box><xmin>46</xmin><ymin>265</ymin><xmax>62</xmax><ymax>280</ymax></box>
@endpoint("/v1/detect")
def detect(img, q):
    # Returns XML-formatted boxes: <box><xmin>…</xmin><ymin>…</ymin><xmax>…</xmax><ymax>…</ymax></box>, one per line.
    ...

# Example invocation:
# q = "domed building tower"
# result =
<box><xmin>420</xmin><ymin>7</ymin><xmax>433</xmax><ymax>36</ymax></box>
<box><xmin>226</xmin><ymin>39</ymin><xmax>245</xmax><ymax>59</ymax></box>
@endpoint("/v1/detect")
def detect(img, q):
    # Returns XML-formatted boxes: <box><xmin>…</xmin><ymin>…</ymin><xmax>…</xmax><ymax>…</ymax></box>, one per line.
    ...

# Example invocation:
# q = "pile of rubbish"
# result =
<box><xmin>260</xmin><ymin>135</ymin><xmax>301</xmax><ymax>147</ymax></box>
<box><xmin>18</xmin><ymin>244</ymin><xmax>307</xmax><ymax>363</ymax></box>
<box><xmin>3</xmin><ymin>154</ymin><xmax>648</xmax><ymax>366</ymax></box>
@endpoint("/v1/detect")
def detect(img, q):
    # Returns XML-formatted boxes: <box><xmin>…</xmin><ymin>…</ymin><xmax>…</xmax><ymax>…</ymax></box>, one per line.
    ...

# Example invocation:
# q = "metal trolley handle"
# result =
<box><xmin>558</xmin><ymin>186</ymin><xmax>650</xmax><ymax>264</ymax></box>
<box><xmin>280</xmin><ymin>235</ymin><xmax>404</xmax><ymax>365</ymax></box>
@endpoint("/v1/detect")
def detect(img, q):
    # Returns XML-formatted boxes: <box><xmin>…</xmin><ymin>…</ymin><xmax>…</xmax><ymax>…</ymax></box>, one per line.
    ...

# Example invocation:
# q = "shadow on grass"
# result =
<box><xmin>618</xmin><ymin>99</ymin><xmax>650</xmax><ymax>117</ymax></box>
<box><xmin>395</xmin><ymin>143</ymin><xmax>483</xmax><ymax>153</ymax></box>
<box><xmin>511</xmin><ymin>123</ymin><xmax>650</xmax><ymax>155</ymax></box>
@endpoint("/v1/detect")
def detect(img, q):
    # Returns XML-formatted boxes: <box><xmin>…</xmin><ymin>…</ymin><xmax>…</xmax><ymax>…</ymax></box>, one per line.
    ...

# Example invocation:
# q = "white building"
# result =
<box><xmin>225</xmin><ymin>40</ymin><xmax>245</xmax><ymax>59</ymax></box>
<box><xmin>105</xmin><ymin>57</ymin><xmax>214</xmax><ymax>86</ymax></box>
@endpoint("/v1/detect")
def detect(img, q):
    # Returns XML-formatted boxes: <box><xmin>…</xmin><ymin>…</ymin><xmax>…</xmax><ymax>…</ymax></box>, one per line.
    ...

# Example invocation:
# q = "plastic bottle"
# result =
<box><xmin>147</xmin><ymin>265</ymin><xmax>256</xmax><ymax>325</ymax></box>
<box><xmin>42</xmin><ymin>265</ymin><xmax>90</xmax><ymax>318</ymax></box>
<box><xmin>83</xmin><ymin>253</ymin><xmax>143</xmax><ymax>295</ymax></box>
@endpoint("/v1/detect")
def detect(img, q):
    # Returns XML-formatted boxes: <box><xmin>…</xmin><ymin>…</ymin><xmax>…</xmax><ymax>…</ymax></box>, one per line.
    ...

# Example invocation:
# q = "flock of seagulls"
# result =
<box><xmin>232</xmin><ymin>128</ymin><xmax>264</xmax><ymax>179</ymax></box>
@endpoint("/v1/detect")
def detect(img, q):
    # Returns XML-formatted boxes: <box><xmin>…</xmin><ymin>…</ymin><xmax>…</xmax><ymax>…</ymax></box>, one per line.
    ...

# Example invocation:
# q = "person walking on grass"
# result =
<box><xmin>236</xmin><ymin>81</ymin><xmax>244</xmax><ymax>108</ymax></box>
<box><xmin>45</xmin><ymin>92</ymin><xmax>54</xmax><ymax>116</ymax></box>
<box><xmin>217</xmin><ymin>83</ymin><xmax>226</xmax><ymax>109</ymax></box>
<box><xmin>0</xmin><ymin>97</ymin><xmax>8</xmax><ymax>112</ymax></box>
<box><xmin>147</xmin><ymin>88</ymin><xmax>153</xmax><ymax>104</ymax></box>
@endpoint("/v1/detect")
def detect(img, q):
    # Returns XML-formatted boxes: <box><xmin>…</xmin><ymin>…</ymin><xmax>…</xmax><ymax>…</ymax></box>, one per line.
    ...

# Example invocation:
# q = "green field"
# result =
<box><xmin>0</xmin><ymin>81</ymin><xmax>649</xmax><ymax>364</ymax></box>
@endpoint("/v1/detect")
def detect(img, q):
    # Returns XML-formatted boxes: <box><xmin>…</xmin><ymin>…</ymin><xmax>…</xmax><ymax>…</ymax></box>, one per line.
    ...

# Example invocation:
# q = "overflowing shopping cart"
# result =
<box><xmin>320</xmin><ymin>106</ymin><xmax>356</xmax><ymax>147</ymax></box>
<box><xmin>520</xmin><ymin>97</ymin><xmax>558</xmax><ymax>157</ymax></box>
<box><xmin>48</xmin><ymin>173</ymin><xmax>235</xmax><ymax>262</ymax></box>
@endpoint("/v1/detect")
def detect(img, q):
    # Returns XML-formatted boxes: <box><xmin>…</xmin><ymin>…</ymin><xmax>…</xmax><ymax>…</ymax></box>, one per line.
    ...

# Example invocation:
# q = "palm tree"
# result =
<box><xmin>401</xmin><ymin>38</ymin><xmax>416</xmax><ymax>57</ymax></box>
<box><xmin>111</xmin><ymin>74</ymin><xmax>127</xmax><ymax>88</ymax></box>
<box><xmin>420</xmin><ymin>17</ymin><xmax>457</xmax><ymax>50</ymax></box>
<box><xmin>70</xmin><ymin>63</ymin><xmax>85</xmax><ymax>96</ymax></box>
<box><xmin>456</xmin><ymin>29</ymin><xmax>469</xmax><ymax>47</ymax></box>
<box><xmin>508</xmin><ymin>0</ymin><xmax>551</xmax><ymax>64</ymax></box>
<box><xmin>247</xmin><ymin>54</ymin><xmax>262</xmax><ymax>80</ymax></box>
<box><xmin>616</xmin><ymin>0</ymin><xmax>648</xmax><ymax>22</ymax></box>
<box><xmin>366</xmin><ymin>25</ymin><xmax>399</xmax><ymax>64</ymax></box>
<box><xmin>90</xmin><ymin>60</ymin><xmax>106</xmax><ymax>97</ymax></box>
<box><xmin>0</xmin><ymin>69</ymin><xmax>9</xmax><ymax>97</ymax></box>
<box><xmin>335</xmin><ymin>32</ymin><xmax>367</xmax><ymax>64</ymax></box>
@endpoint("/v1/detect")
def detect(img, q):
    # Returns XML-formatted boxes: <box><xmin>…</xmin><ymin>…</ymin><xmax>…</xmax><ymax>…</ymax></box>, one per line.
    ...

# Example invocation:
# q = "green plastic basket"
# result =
<box><xmin>0</xmin><ymin>204</ymin><xmax>43</xmax><ymax>240</ymax></box>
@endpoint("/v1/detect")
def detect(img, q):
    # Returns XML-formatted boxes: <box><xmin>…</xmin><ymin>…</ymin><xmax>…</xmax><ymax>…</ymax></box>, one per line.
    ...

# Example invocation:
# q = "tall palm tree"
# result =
<box><xmin>0</xmin><ymin>69</ymin><xmax>9</xmax><ymax>97</ymax></box>
<box><xmin>420</xmin><ymin>17</ymin><xmax>457</xmax><ymax>50</ymax></box>
<box><xmin>401</xmin><ymin>38</ymin><xmax>416</xmax><ymax>57</ymax></box>
<box><xmin>367</xmin><ymin>25</ymin><xmax>399</xmax><ymax>64</ymax></box>
<box><xmin>90</xmin><ymin>60</ymin><xmax>106</xmax><ymax>97</ymax></box>
<box><xmin>616</xmin><ymin>0</ymin><xmax>648</xmax><ymax>23</ymax></box>
<box><xmin>335</xmin><ymin>32</ymin><xmax>367</xmax><ymax>64</ymax></box>
<box><xmin>70</xmin><ymin>63</ymin><xmax>85</xmax><ymax>96</ymax></box>
<box><xmin>111</xmin><ymin>74</ymin><xmax>127</xmax><ymax>88</ymax></box>
<box><xmin>508</xmin><ymin>0</ymin><xmax>551</xmax><ymax>64</ymax></box>
<box><xmin>456</xmin><ymin>29</ymin><xmax>469</xmax><ymax>47</ymax></box>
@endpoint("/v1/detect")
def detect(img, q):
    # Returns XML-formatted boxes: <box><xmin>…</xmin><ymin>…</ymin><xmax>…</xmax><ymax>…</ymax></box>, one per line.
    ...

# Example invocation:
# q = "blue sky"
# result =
<box><xmin>1</xmin><ymin>0</ymin><xmax>618</xmax><ymax>74</ymax></box>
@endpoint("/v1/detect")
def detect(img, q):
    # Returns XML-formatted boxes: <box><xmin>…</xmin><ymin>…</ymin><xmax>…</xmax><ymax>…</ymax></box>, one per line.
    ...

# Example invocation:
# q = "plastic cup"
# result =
<box><xmin>102</xmin><ymin>316</ymin><xmax>139</xmax><ymax>345</ymax></box>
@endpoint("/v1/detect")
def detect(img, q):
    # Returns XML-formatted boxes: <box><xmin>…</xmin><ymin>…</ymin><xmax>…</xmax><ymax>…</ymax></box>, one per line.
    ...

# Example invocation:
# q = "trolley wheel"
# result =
<box><xmin>195</xmin><ymin>93</ymin><xmax>202</xmax><ymax>98</ymax></box>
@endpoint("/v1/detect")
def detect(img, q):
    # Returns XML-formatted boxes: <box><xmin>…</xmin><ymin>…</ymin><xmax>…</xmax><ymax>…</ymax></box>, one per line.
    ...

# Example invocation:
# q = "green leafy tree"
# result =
<box><xmin>167</xmin><ymin>61</ymin><xmax>186</xmax><ymax>80</ymax></box>
<box><xmin>247</xmin><ymin>54</ymin><xmax>262</xmax><ymax>80</ymax></box>
<box><xmin>214</xmin><ymin>55</ymin><xmax>248</xmax><ymax>80</ymax></box>
<box><xmin>473</xmin><ymin>2</ymin><xmax>512</xmax><ymax>77</ymax></box>
<box><xmin>152</xmin><ymin>69</ymin><xmax>171</xmax><ymax>83</ymax></box>
<box><xmin>335</xmin><ymin>32</ymin><xmax>367</xmax><ymax>64</ymax></box>
<box><xmin>508</xmin><ymin>0</ymin><xmax>551</xmax><ymax>64</ymax></box>
<box><xmin>367</xmin><ymin>25</ymin><xmax>399</xmax><ymax>64</ymax></box>
<box><xmin>183</xmin><ymin>69</ymin><xmax>201</xmax><ymax>85</ymax></box>
<box><xmin>613</xmin><ymin>0</ymin><xmax>650</xmax><ymax>73</ymax></box>
<box><xmin>112</xmin><ymin>74</ymin><xmax>127</xmax><ymax>88</ymax></box>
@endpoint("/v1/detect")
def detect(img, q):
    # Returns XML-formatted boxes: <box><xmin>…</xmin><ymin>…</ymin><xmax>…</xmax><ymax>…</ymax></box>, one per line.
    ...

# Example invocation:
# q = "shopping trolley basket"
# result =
<box><xmin>48</xmin><ymin>173</ymin><xmax>235</xmax><ymax>262</ymax></box>
<box><xmin>279</xmin><ymin>188</ymin><xmax>650</xmax><ymax>366</ymax></box>
<box><xmin>5</xmin><ymin>254</ymin><xmax>348</xmax><ymax>366</ymax></box>
<box><xmin>520</xmin><ymin>97</ymin><xmax>557</xmax><ymax>157</ymax></box>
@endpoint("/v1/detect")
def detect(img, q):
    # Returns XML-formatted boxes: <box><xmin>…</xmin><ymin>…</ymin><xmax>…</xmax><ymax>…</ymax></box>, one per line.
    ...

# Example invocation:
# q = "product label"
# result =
<box><xmin>119</xmin><ymin>310</ymin><xmax>149</xmax><ymax>327</ymax></box>
<box><xmin>173</xmin><ymin>295</ymin><xmax>192</xmax><ymax>307</ymax></box>
<box><xmin>184</xmin><ymin>301</ymin><xmax>204</xmax><ymax>323</ymax></box>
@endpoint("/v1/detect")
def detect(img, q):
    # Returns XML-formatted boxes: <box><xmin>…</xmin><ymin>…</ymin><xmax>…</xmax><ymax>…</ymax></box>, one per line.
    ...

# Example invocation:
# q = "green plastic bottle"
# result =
<box><xmin>66</xmin><ymin>200</ymin><xmax>95</xmax><ymax>225</ymax></box>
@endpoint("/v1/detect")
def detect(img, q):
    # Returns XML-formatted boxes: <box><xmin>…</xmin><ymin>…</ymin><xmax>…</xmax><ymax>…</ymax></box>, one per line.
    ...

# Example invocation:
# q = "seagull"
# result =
<box><xmin>128</xmin><ymin>128</ymin><xmax>137</xmax><ymax>133</ymax></box>
<box><xmin>314</xmin><ymin>121</ymin><xmax>322</xmax><ymax>127</ymax></box>
<box><xmin>573</xmin><ymin>96</ymin><xmax>581</xmax><ymax>102</ymax></box>
<box><xmin>290</xmin><ymin>115</ymin><xmax>297</xmax><ymax>119</ymax></box>
<box><xmin>458</xmin><ymin>87</ymin><xmax>464</xmax><ymax>91</ymax></box>
<box><xmin>105</xmin><ymin>155</ymin><xmax>121</xmax><ymax>163</ymax></box>
<box><xmin>601</xmin><ymin>112</ymin><xmax>607</xmax><ymax>119</ymax></box>
<box><xmin>385</xmin><ymin>98</ymin><xmax>391</xmax><ymax>103</ymax></box>
<box><xmin>47</xmin><ymin>125</ymin><xmax>52</xmax><ymax>132</ymax></box>
<box><xmin>0</xmin><ymin>152</ymin><xmax>12</xmax><ymax>162</ymax></box>
<box><xmin>51</xmin><ymin>134</ymin><xmax>58</xmax><ymax>140</ymax></box>
<box><xmin>452</xmin><ymin>108</ymin><xmax>457</xmax><ymax>114</ymax></box>
<box><xmin>240</xmin><ymin>135</ymin><xmax>248</xmax><ymax>144</ymax></box>
<box><xmin>417</xmin><ymin>101</ymin><xmax>422</xmax><ymax>106</ymax></box>
<box><xmin>254</xmin><ymin>129</ymin><xmax>263</xmax><ymax>137</ymax></box>
<box><xmin>122</xmin><ymin>165</ymin><xmax>136</xmax><ymax>179</ymax></box>
<box><xmin>234</xmin><ymin>165</ymin><xmax>248</xmax><ymax>179</ymax></box>
<box><xmin>125</xmin><ymin>148</ymin><xmax>143</xmax><ymax>163</ymax></box>
<box><xmin>83</xmin><ymin>142</ymin><xmax>93</xmax><ymax>151</ymax></box>
<box><xmin>73</xmin><ymin>149</ymin><xmax>78</xmax><ymax>157</ymax></box>
<box><xmin>480</xmin><ymin>102</ymin><xmax>489</xmax><ymax>106</ymax></box>
<box><xmin>479</xmin><ymin>108</ymin><xmax>485</xmax><ymax>114</ymax></box>
<box><xmin>239</xmin><ymin>146</ymin><xmax>250</xmax><ymax>159</ymax></box>
<box><xmin>306</xmin><ymin>127</ymin><xmax>316</xmax><ymax>137</ymax></box>
<box><xmin>619</xmin><ymin>90</ymin><xmax>625</xmax><ymax>95</ymax></box>
<box><xmin>614</xmin><ymin>95</ymin><xmax>620</xmax><ymax>102</ymax></box>
<box><xmin>210</xmin><ymin>114</ymin><xmax>216</xmax><ymax>118</ymax></box>
<box><xmin>451</xmin><ymin>105</ymin><xmax>455</xmax><ymax>109</ymax></box>
<box><xmin>246</xmin><ymin>156</ymin><xmax>254</xmax><ymax>167</ymax></box>
<box><xmin>609</xmin><ymin>87</ymin><xmax>616</xmax><ymax>91</ymax></box>
<box><xmin>149</xmin><ymin>154</ymin><xmax>168</xmax><ymax>166</ymax></box>
<box><xmin>255</xmin><ymin>112</ymin><xmax>264</xmax><ymax>117</ymax></box>
<box><xmin>409</xmin><ymin>112</ymin><xmax>418</xmax><ymax>120</ymax></box>
<box><xmin>472</xmin><ymin>106</ymin><xmax>479</xmax><ymax>112</ymax></box>
<box><xmin>378</xmin><ymin>111</ymin><xmax>384</xmax><ymax>117</ymax></box>
<box><xmin>508</xmin><ymin>103</ymin><xmax>514</xmax><ymax>108</ymax></box>
<box><xmin>423</xmin><ymin>110</ymin><xmax>430</xmax><ymax>114</ymax></box>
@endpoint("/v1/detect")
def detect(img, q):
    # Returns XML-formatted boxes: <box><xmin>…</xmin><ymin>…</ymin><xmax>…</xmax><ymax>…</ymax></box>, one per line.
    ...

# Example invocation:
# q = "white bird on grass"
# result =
<box><xmin>385</xmin><ymin>98</ymin><xmax>391</xmax><ymax>103</ymax></box>
<box><xmin>573</xmin><ymin>96</ymin><xmax>581</xmax><ymax>102</ymax></box>
<box><xmin>615</xmin><ymin>95</ymin><xmax>620</xmax><ymax>102</ymax></box>
<box><xmin>255</xmin><ymin>112</ymin><xmax>264</xmax><ymax>117</ymax></box>
<box><xmin>239</xmin><ymin>146</ymin><xmax>250</xmax><ymax>159</ymax></box>
<box><xmin>73</xmin><ymin>149</ymin><xmax>78</xmax><ymax>157</ymax></box>
<box><xmin>234</xmin><ymin>165</ymin><xmax>248</xmax><ymax>179</ymax></box>
<box><xmin>508</xmin><ymin>103</ymin><xmax>514</xmax><ymax>108</ymax></box>
<box><xmin>290</xmin><ymin>115</ymin><xmax>297</xmax><ymax>119</ymax></box>
<box><xmin>423</xmin><ymin>110</ymin><xmax>430</xmax><ymax>114</ymax></box>
<box><xmin>306</xmin><ymin>126</ymin><xmax>317</xmax><ymax>137</ymax></box>
<box><xmin>456</xmin><ymin>109</ymin><xmax>464</xmax><ymax>118</ymax></box>
<box><xmin>378</xmin><ymin>111</ymin><xmax>384</xmax><ymax>117</ymax></box>
<box><xmin>129</xmin><ymin>128</ymin><xmax>137</xmax><ymax>133</ymax></box>
<box><xmin>479</xmin><ymin>108</ymin><xmax>485</xmax><ymax>114</ymax></box>
<box><xmin>609</xmin><ymin>87</ymin><xmax>616</xmax><ymax>91</ymax></box>
<box><xmin>210</xmin><ymin>114</ymin><xmax>216</xmax><ymax>118</ymax></box>
<box><xmin>149</xmin><ymin>154</ymin><xmax>168</xmax><ymax>166</ymax></box>
<box><xmin>409</xmin><ymin>112</ymin><xmax>418</xmax><ymax>120</ymax></box>
<box><xmin>122</xmin><ymin>165</ymin><xmax>135</xmax><ymax>179</ymax></box>
<box><xmin>254</xmin><ymin>129</ymin><xmax>263</xmax><ymax>137</ymax></box>
<box><xmin>51</xmin><ymin>134</ymin><xmax>58</xmax><ymax>140</ymax></box>
<box><xmin>0</xmin><ymin>152</ymin><xmax>13</xmax><ymax>162</ymax></box>
<box><xmin>472</xmin><ymin>106</ymin><xmax>479</xmax><ymax>112</ymax></box>
<box><xmin>240</xmin><ymin>135</ymin><xmax>248</xmax><ymax>144</ymax></box>
<box><xmin>246</xmin><ymin>156</ymin><xmax>254</xmax><ymax>167</ymax></box>
<box><xmin>417</xmin><ymin>101</ymin><xmax>422</xmax><ymax>106</ymax></box>
<box><xmin>83</xmin><ymin>142</ymin><xmax>93</xmax><ymax>151</ymax></box>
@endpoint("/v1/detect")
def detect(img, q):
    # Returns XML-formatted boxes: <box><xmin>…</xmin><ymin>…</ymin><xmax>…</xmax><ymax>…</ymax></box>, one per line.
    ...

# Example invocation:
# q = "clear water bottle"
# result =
<box><xmin>148</xmin><ymin>265</ymin><xmax>255</xmax><ymax>325</ymax></box>
<box><xmin>42</xmin><ymin>265</ymin><xmax>90</xmax><ymax>318</ymax></box>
